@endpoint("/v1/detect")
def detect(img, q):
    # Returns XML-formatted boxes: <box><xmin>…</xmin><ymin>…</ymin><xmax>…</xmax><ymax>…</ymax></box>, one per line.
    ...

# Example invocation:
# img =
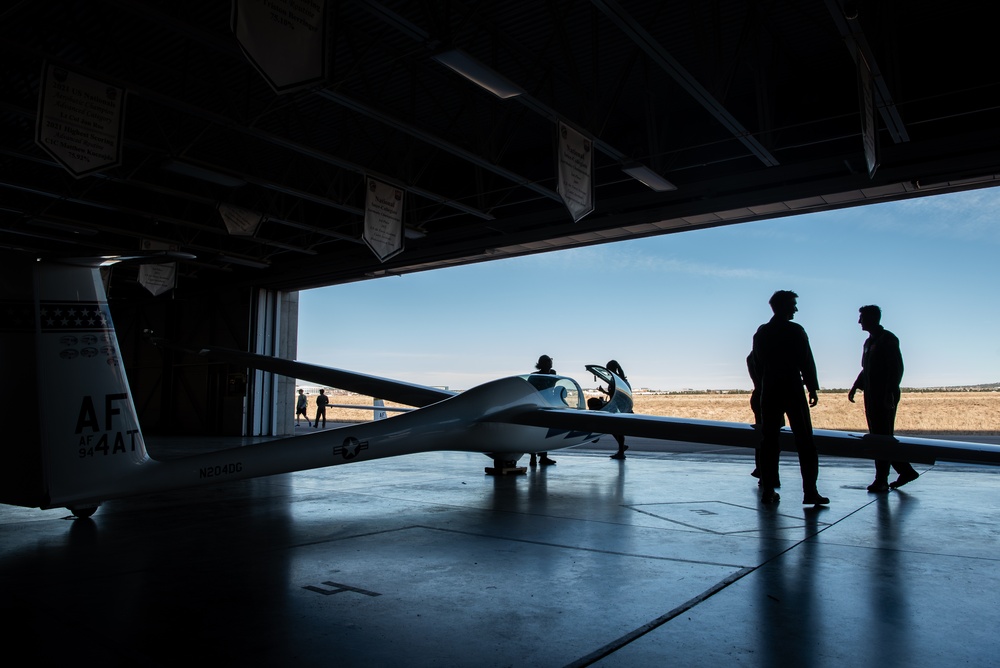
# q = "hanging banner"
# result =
<box><xmin>858</xmin><ymin>54</ymin><xmax>879</xmax><ymax>179</ymax></box>
<box><xmin>363</xmin><ymin>178</ymin><xmax>404</xmax><ymax>262</ymax></box>
<box><xmin>557</xmin><ymin>121</ymin><xmax>594</xmax><ymax>222</ymax></box>
<box><xmin>218</xmin><ymin>202</ymin><xmax>264</xmax><ymax>236</ymax></box>
<box><xmin>138</xmin><ymin>240</ymin><xmax>177</xmax><ymax>297</ymax></box>
<box><xmin>232</xmin><ymin>0</ymin><xmax>327</xmax><ymax>94</ymax></box>
<box><xmin>35</xmin><ymin>63</ymin><xmax>125</xmax><ymax>178</ymax></box>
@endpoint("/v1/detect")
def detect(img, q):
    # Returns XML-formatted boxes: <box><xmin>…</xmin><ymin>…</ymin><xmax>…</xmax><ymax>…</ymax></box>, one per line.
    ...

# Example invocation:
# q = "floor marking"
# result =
<box><xmin>303</xmin><ymin>581</ymin><xmax>381</xmax><ymax>597</ymax></box>
<box><xmin>562</xmin><ymin>567</ymin><xmax>754</xmax><ymax>668</ymax></box>
<box><xmin>626</xmin><ymin>501</ymin><xmax>832</xmax><ymax>535</ymax></box>
<box><xmin>422</xmin><ymin>525</ymin><xmax>746</xmax><ymax>569</ymax></box>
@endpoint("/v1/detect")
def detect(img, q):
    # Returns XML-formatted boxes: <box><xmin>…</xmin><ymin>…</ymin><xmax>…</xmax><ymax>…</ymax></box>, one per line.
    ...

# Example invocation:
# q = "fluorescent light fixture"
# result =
<box><xmin>95</xmin><ymin>251</ymin><xmax>198</xmax><ymax>267</ymax></box>
<box><xmin>622</xmin><ymin>163</ymin><xmax>677</xmax><ymax>192</ymax></box>
<box><xmin>218</xmin><ymin>254</ymin><xmax>270</xmax><ymax>269</ymax></box>
<box><xmin>162</xmin><ymin>159</ymin><xmax>247</xmax><ymax>188</ymax></box>
<box><xmin>432</xmin><ymin>49</ymin><xmax>523</xmax><ymax>99</ymax></box>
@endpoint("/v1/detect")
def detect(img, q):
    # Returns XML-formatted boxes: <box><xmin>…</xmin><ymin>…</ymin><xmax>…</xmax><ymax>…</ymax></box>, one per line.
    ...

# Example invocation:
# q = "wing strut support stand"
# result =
<box><xmin>485</xmin><ymin>454</ymin><xmax>527</xmax><ymax>476</ymax></box>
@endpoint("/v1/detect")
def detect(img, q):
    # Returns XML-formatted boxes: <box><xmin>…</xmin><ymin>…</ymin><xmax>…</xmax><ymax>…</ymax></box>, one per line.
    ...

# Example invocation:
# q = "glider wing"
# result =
<box><xmin>499</xmin><ymin>407</ymin><xmax>1000</xmax><ymax>466</ymax></box>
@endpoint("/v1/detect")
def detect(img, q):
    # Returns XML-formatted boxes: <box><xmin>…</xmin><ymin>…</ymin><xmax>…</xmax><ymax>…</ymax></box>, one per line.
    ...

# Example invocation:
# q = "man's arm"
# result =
<box><xmin>887</xmin><ymin>331</ymin><xmax>904</xmax><ymax>388</ymax></box>
<box><xmin>797</xmin><ymin>326</ymin><xmax>820</xmax><ymax>396</ymax></box>
<box><xmin>848</xmin><ymin>370</ymin><xmax>864</xmax><ymax>402</ymax></box>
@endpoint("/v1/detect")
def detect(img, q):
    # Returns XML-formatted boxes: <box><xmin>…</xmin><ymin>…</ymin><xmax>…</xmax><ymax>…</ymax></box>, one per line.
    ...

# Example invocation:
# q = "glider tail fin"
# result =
<box><xmin>1</xmin><ymin>259</ymin><xmax>151</xmax><ymax>512</ymax></box>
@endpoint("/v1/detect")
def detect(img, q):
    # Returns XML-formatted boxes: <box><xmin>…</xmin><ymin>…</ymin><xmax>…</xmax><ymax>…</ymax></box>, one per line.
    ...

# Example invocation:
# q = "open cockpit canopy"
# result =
<box><xmin>586</xmin><ymin>365</ymin><xmax>633</xmax><ymax>414</ymax></box>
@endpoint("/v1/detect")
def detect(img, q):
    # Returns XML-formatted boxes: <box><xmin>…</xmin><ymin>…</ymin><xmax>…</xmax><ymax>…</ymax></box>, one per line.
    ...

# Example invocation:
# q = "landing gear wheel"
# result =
<box><xmin>68</xmin><ymin>504</ymin><xmax>99</xmax><ymax>519</ymax></box>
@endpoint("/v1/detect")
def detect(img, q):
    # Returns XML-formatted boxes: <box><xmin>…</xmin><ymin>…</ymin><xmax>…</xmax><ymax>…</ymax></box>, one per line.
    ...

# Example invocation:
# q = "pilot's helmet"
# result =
<box><xmin>535</xmin><ymin>355</ymin><xmax>553</xmax><ymax>371</ymax></box>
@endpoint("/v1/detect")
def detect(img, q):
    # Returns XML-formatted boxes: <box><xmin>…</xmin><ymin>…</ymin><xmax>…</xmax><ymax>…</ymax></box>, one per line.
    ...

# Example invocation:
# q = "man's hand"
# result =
<box><xmin>848</xmin><ymin>387</ymin><xmax>857</xmax><ymax>403</ymax></box>
<box><xmin>808</xmin><ymin>390</ymin><xmax>819</xmax><ymax>407</ymax></box>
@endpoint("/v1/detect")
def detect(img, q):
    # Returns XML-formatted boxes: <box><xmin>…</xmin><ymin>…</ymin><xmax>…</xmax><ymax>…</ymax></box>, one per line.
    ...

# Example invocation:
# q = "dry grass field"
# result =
<box><xmin>296</xmin><ymin>390</ymin><xmax>999</xmax><ymax>435</ymax></box>
<box><xmin>631</xmin><ymin>392</ymin><xmax>999</xmax><ymax>435</ymax></box>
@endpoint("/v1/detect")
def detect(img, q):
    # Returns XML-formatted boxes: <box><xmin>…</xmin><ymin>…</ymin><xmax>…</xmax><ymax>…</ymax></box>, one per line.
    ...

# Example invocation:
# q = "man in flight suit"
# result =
<box><xmin>848</xmin><ymin>305</ymin><xmax>918</xmax><ymax>492</ymax></box>
<box><xmin>751</xmin><ymin>290</ymin><xmax>829</xmax><ymax>505</ymax></box>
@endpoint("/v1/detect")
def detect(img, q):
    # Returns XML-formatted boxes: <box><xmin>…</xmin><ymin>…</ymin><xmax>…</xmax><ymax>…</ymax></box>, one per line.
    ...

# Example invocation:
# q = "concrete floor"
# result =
<box><xmin>2</xmin><ymin>433</ymin><xmax>999</xmax><ymax>667</ymax></box>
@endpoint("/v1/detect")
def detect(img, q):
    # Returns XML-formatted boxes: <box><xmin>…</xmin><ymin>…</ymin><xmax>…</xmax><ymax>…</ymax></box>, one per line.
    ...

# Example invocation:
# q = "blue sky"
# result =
<box><xmin>299</xmin><ymin>188</ymin><xmax>1000</xmax><ymax>392</ymax></box>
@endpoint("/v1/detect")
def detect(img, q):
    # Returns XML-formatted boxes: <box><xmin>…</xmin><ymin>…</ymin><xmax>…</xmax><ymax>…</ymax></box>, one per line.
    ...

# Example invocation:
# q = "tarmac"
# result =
<box><xmin>2</xmin><ymin>431</ymin><xmax>999</xmax><ymax>667</ymax></box>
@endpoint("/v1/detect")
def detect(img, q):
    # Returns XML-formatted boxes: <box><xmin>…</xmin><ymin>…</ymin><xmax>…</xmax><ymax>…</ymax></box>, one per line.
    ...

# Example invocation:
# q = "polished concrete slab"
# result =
<box><xmin>2</xmin><ymin>435</ymin><xmax>999</xmax><ymax>667</ymax></box>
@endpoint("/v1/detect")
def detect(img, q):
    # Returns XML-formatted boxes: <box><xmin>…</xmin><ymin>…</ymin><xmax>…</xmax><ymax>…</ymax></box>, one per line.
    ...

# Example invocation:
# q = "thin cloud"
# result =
<box><xmin>552</xmin><ymin>245</ymin><xmax>780</xmax><ymax>280</ymax></box>
<box><xmin>884</xmin><ymin>189</ymin><xmax>1000</xmax><ymax>244</ymax></box>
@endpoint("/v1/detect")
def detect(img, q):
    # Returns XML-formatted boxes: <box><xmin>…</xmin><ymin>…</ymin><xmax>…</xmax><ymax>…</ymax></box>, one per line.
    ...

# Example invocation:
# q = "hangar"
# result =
<box><xmin>3</xmin><ymin>0</ymin><xmax>999</xmax><ymax>436</ymax></box>
<box><xmin>2</xmin><ymin>2</ymin><xmax>1000</xmax><ymax>665</ymax></box>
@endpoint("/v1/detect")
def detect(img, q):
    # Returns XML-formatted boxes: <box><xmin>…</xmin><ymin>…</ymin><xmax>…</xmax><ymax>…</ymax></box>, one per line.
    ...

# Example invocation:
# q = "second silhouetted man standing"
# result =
<box><xmin>848</xmin><ymin>304</ymin><xmax>919</xmax><ymax>492</ymax></box>
<box><xmin>751</xmin><ymin>290</ymin><xmax>829</xmax><ymax>506</ymax></box>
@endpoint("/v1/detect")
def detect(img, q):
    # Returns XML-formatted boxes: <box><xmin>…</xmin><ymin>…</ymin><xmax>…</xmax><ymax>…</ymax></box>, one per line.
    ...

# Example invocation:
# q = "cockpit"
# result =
<box><xmin>521</xmin><ymin>374</ymin><xmax>585</xmax><ymax>410</ymax></box>
<box><xmin>586</xmin><ymin>364</ymin><xmax>634</xmax><ymax>414</ymax></box>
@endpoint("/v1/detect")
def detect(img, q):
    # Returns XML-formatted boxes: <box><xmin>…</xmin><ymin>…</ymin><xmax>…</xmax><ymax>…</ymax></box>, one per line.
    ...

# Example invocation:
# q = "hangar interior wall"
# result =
<box><xmin>114</xmin><ymin>282</ymin><xmax>300</xmax><ymax>439</ymax></box>
<box><xmin>114</xmin><ymin>282</ymin><xmax>251</xmax><ymax>436</ymax></box>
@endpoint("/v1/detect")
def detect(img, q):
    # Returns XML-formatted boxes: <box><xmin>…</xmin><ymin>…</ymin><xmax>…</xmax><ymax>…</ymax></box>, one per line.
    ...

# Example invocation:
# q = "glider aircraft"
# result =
<box><xmin>4</xmin><ymin>257</ymin><xmax>1000</xmax><ymax>519</ymax></box>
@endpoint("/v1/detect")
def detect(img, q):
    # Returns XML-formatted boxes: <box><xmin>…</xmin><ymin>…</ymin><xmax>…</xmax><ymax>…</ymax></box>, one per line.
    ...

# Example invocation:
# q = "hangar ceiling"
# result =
<box><xmin>2</xmin><ymin>0</ymin><xmax>999</xmax><ymax>294</ymax></box>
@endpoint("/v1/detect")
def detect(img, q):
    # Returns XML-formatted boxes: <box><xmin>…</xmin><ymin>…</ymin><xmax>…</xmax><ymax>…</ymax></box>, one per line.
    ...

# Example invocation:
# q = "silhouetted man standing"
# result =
<box><xmin>848</xmin><ymin>305</ymin><xmax>918</xmax><ymax>492</ymax></box>
<box><xmin>529</xmin><ymin>355</ymin><xmax>557</xmax><ymax>466</ymax></box>
<box><xmin>751</xmin><ymin>290</ymin><xmax>828</xmax><ymax>505</ymax></box>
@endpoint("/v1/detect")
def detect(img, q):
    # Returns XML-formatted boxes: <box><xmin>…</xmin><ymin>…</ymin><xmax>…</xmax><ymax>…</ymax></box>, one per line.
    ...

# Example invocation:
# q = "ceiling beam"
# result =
<box><xmin>3</xmin><ymin>12</ymin><xmax>498</xmax><ymax>223</ymax></box>
<box><xmin>316</xmin><ymin>89</ymin><xmax>559</xmax><ymax>205</ymax></box>
<box><xmin>361</xmin><ymin>0</ymin><xmax>675</xmax><ymax>189</ymax></box>
<box><xmin>590</xmin><ymin>0</ymin><xmax>780</xmax><ymax>167</ymax></box>
<box><xmin>824</xmin><ymin>0</ymin><xmax>909</xmax><ymax>144</ymax></box>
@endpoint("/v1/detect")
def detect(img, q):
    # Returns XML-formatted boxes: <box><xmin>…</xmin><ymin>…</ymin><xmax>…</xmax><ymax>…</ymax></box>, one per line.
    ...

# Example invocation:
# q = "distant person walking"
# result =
<box><xmin>530</xmin><ymin>355</ymin><xmax>557</xmax><ymax>466</ymax></box>
<box><xmin>296</xmin><ymin>388</ymin><xmax>308</xmax><ymax>426</ymax></box>
<box><xmin>605</xmin><ymin>360</ymin><xmax>630</xmax><ymax>460</ymax></box>
<box><xmin>848</xmin><ymin>305</ymin><xmax>919</xmax><ymax>492</ymax></box>
<box><xmin>751</xmin><ymin>290</ymin><xmax>828</xmax><ymax>506</ymax></box>
<box><xmin>313</xmin><ymin>389</ymin><xmax>329</xmax><ymax>428</ymax></box>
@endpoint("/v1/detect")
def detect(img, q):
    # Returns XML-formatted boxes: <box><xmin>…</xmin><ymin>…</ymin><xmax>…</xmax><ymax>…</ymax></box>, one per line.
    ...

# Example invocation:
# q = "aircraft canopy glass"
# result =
<box><xmin>521</xmin><ymin>374</ymin><xmax>585</xmax><ymax>410</ymax></box>
<box><xmin>586</xmin><ymin>364</ymin><xmax>633</xmax><ymax>413</ymax></box>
